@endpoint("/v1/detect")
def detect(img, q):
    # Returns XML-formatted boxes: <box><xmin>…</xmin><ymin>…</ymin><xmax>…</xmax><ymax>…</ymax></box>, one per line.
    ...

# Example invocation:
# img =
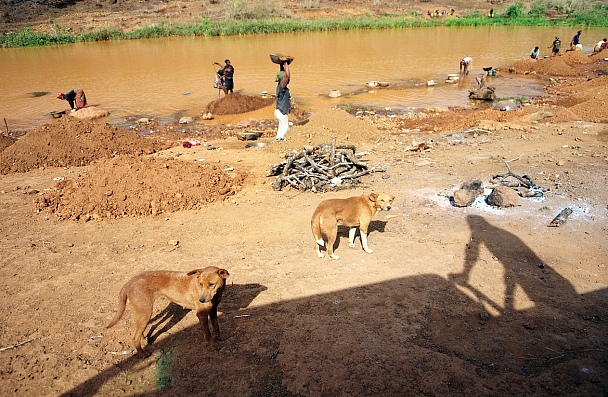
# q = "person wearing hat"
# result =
<box><xmin>56</xmin><ymin>88</ymin><xmax>87</xmax><ymax>112</ymax></box>
<box><xmin>214</xmin><ymin>59</ymin><xmax>235</xmax><ymax>94</ymax></box>
<box><xmin>549</xmin><ymin>36</ymin><xmax>561</xmax><ymax>56</ymax></box>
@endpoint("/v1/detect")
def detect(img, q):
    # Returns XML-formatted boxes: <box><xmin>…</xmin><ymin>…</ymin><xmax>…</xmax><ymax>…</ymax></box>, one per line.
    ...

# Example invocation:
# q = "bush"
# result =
<box><xmin>504</xmin><ymin>5</ymin><xmax>524</xmax><ymax>18</ymax></box>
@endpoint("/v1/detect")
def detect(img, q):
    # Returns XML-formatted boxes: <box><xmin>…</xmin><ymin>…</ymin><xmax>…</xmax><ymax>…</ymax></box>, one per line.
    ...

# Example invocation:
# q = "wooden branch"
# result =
<box><xmin>0</xmin><ymin>339</ymin><xmax>33</xmax><ymax>352</ymax></box>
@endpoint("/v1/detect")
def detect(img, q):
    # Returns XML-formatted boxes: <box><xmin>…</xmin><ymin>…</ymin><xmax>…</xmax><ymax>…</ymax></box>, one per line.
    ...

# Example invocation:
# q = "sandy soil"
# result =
<box><xmin>1</xmin><ymin>49</ymin><xmax>608</xmax><ymax>396</ymax></box>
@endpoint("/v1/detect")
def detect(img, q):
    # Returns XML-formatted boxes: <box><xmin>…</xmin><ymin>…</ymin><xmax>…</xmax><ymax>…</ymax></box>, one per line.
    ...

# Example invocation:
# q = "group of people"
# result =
<box><xmin>427</xmin><ymin>9</ymin><xmax>455</xmax><ymax>17</ymax></box>
<box><xmin>212</xmin><ymin>56</ymin><xmax>291</xmax><ymax>142</ymax></box>
<box><xmin>594</xmin><ymin>38</ymin><xmax>608</xmax><ymax>53</ymax></box>
<box><xmin>528</xmin><ymin>30</ymin><xmax>607</xmax><ymax>60</ymax></box>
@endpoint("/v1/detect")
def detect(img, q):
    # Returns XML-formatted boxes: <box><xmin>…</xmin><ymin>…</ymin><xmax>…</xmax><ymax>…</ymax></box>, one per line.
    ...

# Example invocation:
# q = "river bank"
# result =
<box><xmin>2</xmin><ymin>0</ymin><xmax>608</xmax><ymax>47</ymax></box>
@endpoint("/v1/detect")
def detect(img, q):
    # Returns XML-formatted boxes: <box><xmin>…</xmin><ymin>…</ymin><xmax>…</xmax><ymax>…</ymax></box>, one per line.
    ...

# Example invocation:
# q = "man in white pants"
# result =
<box><xmin>274</xmin><ymin>59</ymin><xmax>291</xmax><ymax>141</ymax></box>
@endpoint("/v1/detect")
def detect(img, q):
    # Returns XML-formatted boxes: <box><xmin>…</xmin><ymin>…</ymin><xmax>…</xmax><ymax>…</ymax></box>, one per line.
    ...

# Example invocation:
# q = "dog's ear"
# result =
<box><xmin>187</xmin><ymin>269</ymin><xmax>201</xmax><ymax>276</ymax></box>
<box><xmin>218</xmin><ymin>269</ymin><xmax>230</xmax><ymax>279</ymax></box>
<box><xmin>368</xmin><ymin>192</ymin><xmax>378</xmax><ymax>202</ymax></box>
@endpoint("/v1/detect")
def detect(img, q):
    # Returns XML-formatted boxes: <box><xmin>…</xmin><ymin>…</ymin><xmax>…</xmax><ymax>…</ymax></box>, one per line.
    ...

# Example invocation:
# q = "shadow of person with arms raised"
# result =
<box><xmin>449</xmin><ymin>214</ymin><xmax>579</xmax><ymax>315</ymax></box>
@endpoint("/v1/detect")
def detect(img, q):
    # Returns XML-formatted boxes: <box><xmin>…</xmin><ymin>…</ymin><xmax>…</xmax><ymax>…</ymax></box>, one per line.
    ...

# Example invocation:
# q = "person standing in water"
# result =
<box><xmin>214</xmin><ymin>59</ymin><xmax>235</xmax><ymax>94</ymax></box>
<box><xmin>459</xmin><ymin>56</ymin><xmax>472</xmax><ymax>75</ymax></box>
<box><xmin>549</xmin><ymin>36</ymin><xmax>561</xmax><ymax>56</ymax></box>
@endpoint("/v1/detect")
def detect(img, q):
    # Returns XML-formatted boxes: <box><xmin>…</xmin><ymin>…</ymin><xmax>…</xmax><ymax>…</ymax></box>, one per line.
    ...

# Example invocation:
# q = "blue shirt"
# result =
<box><xmin>276</xmin><ymin>83</ymin><xmax>291</xmax><ymax>115</ymax></box>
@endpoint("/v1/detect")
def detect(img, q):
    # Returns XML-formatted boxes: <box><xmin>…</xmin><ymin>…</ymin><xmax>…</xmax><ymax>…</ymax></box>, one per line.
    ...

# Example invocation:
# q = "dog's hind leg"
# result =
<box><xmin>315</xmin><ymin>242</ymin><xmax>325</xmax><ymax>258</ymax></box>
<box><xmin>132</xmin><ymin>297</ymin><xmax>154</xmax><ymax>357</ymax></box>
<box><xmin>326</xmin><ymin>222</ymin><xmax>340</xmax><ymax>260</ymax></box>
<box><xmin>311</xmin><ymin>215</ymin><xmax>326</xmax><ymax>258</ymax></box>
<box><xmin>348</xmin><ymin>227</ymin><xmax>357</xmax><ymax>248</ymax></box>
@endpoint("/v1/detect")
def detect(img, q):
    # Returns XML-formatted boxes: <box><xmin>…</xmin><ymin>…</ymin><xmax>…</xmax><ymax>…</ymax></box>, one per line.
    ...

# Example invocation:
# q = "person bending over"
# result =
<box><xmin>57</xmin><ymin>88</ymin><xmax>87</xmax><ymax>112</ymax></box>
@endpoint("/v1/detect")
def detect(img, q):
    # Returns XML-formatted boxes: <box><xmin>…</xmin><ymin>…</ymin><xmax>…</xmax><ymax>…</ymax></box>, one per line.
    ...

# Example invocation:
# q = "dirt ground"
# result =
<box><xmin>1</xmin><ymin>47</ymin><xmax>608</xmax><ymax>396</ymax></box>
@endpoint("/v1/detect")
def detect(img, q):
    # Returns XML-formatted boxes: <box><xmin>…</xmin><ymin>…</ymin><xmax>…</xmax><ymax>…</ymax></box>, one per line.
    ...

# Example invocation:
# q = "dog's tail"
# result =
<box><xmin>311</xmin><ymin>213</ymin><xmax>325</xmax><ymax>247</ymax></box>
<box><xmin>106</xmin><ymin>286</ymin><xmax>128</xmax><ymax>329</ymax></box>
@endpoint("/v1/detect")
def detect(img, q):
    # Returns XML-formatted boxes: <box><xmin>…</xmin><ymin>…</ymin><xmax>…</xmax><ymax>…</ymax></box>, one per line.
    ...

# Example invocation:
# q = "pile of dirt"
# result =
<box><xmin>509</xmin><ymin>57</ymin><xmax>578</xmax><ymax>76</ymax></box>
<box><xmin>0</xmin><ymin>117</ymin><xmax>171</xmax><ymax>174</ymax></box>
<box><xmin>205</xmin><ymin>93</ymin><xmax>274</xmax><ymax>115</ymax></box>
<box><xmin>69</xmin><ymin>106</ymin><xmax>110</xmax><ymax>120</ymax></box>
<box><xmin>292</xmin><ymin>107</ymin><xmax>382</xmax><ymax>145</ymax></box>
<box><xmin>0</xmin><ymin>135</ymin><xmax>16</xmax><ymax>152</ymax></box>
<box><xmin>508</xmin><ymin>50</ymin><xmax>597</xmax><ymax>77</ymax></box>
<box><xmin>35</xmin><ymin>155</ymin><xmax>246</xmax><ymax>220</ymax></box>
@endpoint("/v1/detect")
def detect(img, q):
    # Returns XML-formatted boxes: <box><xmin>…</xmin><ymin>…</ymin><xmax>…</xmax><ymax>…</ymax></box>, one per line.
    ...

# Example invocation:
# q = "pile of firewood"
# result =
<box><xmin>267</xmin><ymin>141</ymin><xmax>386</xmax><ymax>192</ymax></box>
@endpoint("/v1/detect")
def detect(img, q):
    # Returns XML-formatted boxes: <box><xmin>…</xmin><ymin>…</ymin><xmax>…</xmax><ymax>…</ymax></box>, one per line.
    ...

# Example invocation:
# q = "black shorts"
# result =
<box><xmin>224</xmin><ymin>79</ymin><xmax>234</xmax><ymax>91</ymax></box>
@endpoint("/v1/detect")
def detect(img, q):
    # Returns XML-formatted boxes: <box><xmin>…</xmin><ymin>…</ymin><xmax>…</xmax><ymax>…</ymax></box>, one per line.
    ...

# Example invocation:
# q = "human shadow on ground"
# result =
<box><xmin>61</xmin><ymin>217</ymin><xmax>607</xmax><ymax>397</ymax></box>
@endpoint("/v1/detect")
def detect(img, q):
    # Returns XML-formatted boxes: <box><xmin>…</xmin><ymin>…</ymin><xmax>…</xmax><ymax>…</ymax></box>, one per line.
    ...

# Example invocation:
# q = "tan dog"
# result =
<box><xmin>107</xmin><ymin>266</ymin><xmax>229</xmax><ymax>357</ymax></box>
<box><xmin>311</xmin><ymin>192</ymin><xmax>395</xmax><ymax>260</ymax></box>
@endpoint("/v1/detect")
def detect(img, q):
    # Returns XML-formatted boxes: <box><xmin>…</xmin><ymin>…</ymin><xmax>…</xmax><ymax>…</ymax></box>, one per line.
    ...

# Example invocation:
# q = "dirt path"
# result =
<box><xmin>1</xmin><ymin>55</ymin><xmax>607</xmax><ymax>396</ymax></box>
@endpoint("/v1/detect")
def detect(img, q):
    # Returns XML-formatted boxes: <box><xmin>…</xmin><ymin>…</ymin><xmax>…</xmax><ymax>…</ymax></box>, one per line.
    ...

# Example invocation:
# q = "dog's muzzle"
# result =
<box><xmin>199</xmin><ymin>297</ymin><xmax>208</xmax><ymax>303</ymax></box>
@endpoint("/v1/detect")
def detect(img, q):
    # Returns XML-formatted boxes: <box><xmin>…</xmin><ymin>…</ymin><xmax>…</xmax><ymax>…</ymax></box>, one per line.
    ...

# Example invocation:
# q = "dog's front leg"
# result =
<box><xmin>348</xmin><ymin>227</ymin><xmax>357</xmax><ymax>248</ymax></box>
<box><xmin>196</xmin><ymin>310</ymin><xmax>215</xmax><ymax>348</ymax></box>
<box><xmin>208</xmin><ymin>305</ymin><xmax>221</xmax><ymax>341</ymax></box>
<box><xmin>360</xmin><ymin>231</ymin><xmax>373</xmax><ymax>254</ymax></box>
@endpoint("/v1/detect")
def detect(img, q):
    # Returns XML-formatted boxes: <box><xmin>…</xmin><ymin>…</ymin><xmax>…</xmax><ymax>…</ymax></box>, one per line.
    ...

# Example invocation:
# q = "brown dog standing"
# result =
<box><xmin>107</xmin><ymin>266</ymin><xmax>229</xmax><ymax>357</ymax></box>
<box><xmin>311</xmin><ymin>192</ymin><xmax>395</xmax><ymax>260</ymax></box>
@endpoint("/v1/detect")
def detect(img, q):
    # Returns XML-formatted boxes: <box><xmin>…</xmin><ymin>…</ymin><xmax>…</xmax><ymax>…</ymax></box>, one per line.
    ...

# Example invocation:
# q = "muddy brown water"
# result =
<box><xmin>0</xmin><ymin>26</ymin><xmax>604</xmax><ymax>131</ymax></box>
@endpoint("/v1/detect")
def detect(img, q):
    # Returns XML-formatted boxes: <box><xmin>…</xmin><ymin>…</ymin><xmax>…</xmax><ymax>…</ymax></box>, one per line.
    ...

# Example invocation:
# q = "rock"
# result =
<box><xmin>453</xmin><ymin>179</ymin><xmax>484</xmax><ymax>207</ymax></box>
<box><xmin>469</xmin><ymin>86</ymin><xmax>496</xmax><ymax>101</ymax></box>
<box><xmin>453</xmin><ymin>189</ymin><xmax>477</xmax><ymax>207</ymax></box>
<box><xmin>487</xmin><ymin>186</ymin><xmax>519</xmax><ymax>207</ymax></box>
<box><xmin>201</xmin><ymin>112</ymin><xmax>214</xmax><ymax>120</ymax></box>
<box><xmin>179</xmin><ymin>116</ymin><xmax>194</xmax><ymax>124</ymax></box>
<box><xmin>493</xmin><ymin>100</ymin><xmax>519</xmax><ymax>111</ymax></box>
<box><xmin>461</xmin><ymin>179</ymin><xmax>484</xmax><ymax>193</ymax></box>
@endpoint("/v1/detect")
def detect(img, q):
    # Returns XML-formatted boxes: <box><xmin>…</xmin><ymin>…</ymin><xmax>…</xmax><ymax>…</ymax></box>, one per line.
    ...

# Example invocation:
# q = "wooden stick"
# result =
<box><xmin>0</xmin><ymin>339</ymin><xmax>33</xmax><ymax>352</ymax></box>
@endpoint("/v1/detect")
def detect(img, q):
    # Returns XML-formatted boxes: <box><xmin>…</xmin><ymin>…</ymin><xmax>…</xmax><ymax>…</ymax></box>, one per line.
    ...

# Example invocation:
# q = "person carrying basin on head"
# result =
<box><xmin>56</xmin><ymin>88</ymin><xmax>87</xmax><ymax>112</ymax></box>
<box><xmin>273</xmin><ymin>57</ymin><xmax>291</xmax><ymax>142</ymax></box>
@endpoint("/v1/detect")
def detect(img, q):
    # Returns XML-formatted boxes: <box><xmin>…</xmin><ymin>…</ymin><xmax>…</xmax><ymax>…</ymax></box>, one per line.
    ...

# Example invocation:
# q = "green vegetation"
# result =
<box><xmin>1</xmin><ymin>0</ymin><xmax>607</xmax><ymax>48</ymax></box>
